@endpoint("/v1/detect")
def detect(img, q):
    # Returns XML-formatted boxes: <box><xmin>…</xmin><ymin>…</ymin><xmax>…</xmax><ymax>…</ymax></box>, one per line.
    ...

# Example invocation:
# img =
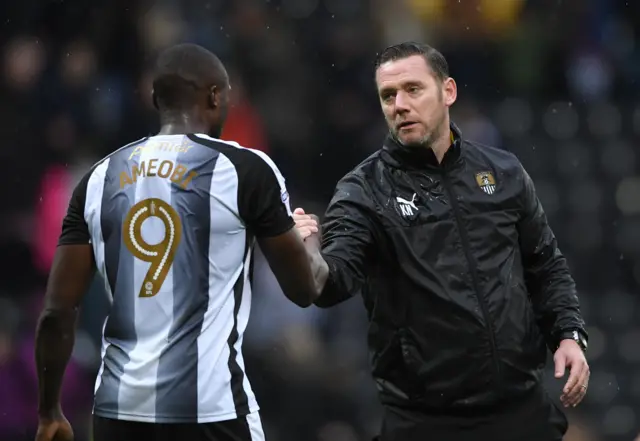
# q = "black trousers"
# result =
<box><xmin>376</xmin><ymin>387</ymin><xmax>568</xmax><ymax>441</ymax></box>
<box><xmin>93</xmin><ymin>413</ymin><xmax>264</xmax><ymax>441</ymax></box>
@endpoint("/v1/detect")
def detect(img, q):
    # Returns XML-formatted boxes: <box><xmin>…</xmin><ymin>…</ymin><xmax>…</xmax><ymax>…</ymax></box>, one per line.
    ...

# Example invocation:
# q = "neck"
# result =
<box><xmin>430</xmin><ymin>126</ymin><xmax>452</xmax><ymax>164</ymax></box>
<box><xmin>157</xmin><ymin>111</ymin><xmax>213</xmax><ymax>137</ymax></box>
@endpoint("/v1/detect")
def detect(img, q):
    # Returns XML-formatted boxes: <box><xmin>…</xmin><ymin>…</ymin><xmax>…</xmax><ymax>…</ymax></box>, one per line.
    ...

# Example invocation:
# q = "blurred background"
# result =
<box><xmin>0</xmin><ymin>0</ymin><xmax>638</xmax><ymax>440</ymax></box>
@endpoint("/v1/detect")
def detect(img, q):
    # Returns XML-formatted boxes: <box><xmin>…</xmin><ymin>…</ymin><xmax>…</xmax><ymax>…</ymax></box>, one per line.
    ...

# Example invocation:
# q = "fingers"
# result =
<box><xmin>555</xmin><ymin>345</ymin><xmax>590</xmax><ymax>407</ymax></box>
<box><xmin>292</xmin><ymin>211</ymin><xmax>314</xmax><ymax>225</ymax></box>
<box><xmin>297</xmin><ymin>227</ymin><xmax>314</xmax><ymax>240</ymax></box>
<box><xmin>293</xmin><ymin>208</ymin><xmax>318</xmax><ymax>238</ymax></box>
<box><xmin>562</xmin><ymin>360</ymin><xmax>580</xmax><ymax>397</ymax></box>
<box><xmin>295</xmin><ymin>220</ymin><xmax>318</xmax><ymax>235</ymax></box>
<box><xmin>554</xmin><ymin>352</ymin><xmax>566</xmax><ymax>379</ymax></box>
<box><xmin>293</xmin><ymin>207</ymin><xmax>321</xmax><ymax>242</ymax></box>
<box><xmin>561</xmin><ymin>359</ymin><xmax>589</xmax><ymax>407</ymax></box>
<box><xmin>571</xmin><ymin>366</ymin><xmax>589</xmax><ymax>407</ymax></box>
<box><xmin>295</xmin><ymin>218</ymin><xmax>318</xmax><ymax>229</ymax></box>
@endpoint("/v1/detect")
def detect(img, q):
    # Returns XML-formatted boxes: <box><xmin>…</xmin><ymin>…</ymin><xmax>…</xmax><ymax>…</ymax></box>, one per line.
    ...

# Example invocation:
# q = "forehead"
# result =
<box><xmin>375</xmin><ymin>55</ymin><xmax>435</xmax><ymax>89</ymax></box>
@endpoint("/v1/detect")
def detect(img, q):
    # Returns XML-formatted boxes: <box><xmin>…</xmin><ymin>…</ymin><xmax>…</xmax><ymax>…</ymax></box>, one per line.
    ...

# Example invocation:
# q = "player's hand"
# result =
<box><xmin>35</xmin><ymin>412</ymin><xmax>74</xmax><ymax>441</ymax></box>
<box><xmin>293</xmin><ymin>207</ymin><xmax>318</xmax><ymax>240</ymax></box>
<box><xmin>554</xmin><ymin>339</ymin><xmax>589</xmax><ymax>408</ymax></box>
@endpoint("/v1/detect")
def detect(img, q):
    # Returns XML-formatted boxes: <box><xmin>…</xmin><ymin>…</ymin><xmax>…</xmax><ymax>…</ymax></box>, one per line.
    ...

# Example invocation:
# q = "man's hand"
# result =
<box><xmin>35</xmin><ymin>412</ymin><xmax>73</xmax><ymax>441</ymax></box>
<box><xmin>554</xmin><ymin>339</ymin><xmax>589</xmax><ymax>408</ymax></box>
<box><xmin>293</xmin><ymin>208</ymin><xmax>318</xmax><ymax>240</ymax></box>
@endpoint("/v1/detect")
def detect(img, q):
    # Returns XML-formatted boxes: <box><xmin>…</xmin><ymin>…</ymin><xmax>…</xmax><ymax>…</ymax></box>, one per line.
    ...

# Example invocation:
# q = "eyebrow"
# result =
<box><xmin>379</xmin><ymin>80</ymin><xmax>423</xmax><ymax>95</ymax></box>
<box><xmin>404</xmin><ymin>80</ymin><xmax>423</xmax><ymax>87</ymax></box>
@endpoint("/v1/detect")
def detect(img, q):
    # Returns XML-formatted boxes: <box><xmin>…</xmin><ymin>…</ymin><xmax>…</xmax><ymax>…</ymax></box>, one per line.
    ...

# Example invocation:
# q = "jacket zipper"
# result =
<box><xmin>440</xmin><ymin>171</ymin><xmax>503</xmax><ymax>385</ymax></box>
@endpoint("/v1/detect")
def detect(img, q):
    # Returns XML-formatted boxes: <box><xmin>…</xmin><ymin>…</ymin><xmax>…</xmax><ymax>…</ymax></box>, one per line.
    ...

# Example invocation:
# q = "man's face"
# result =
<box><xmin>376</xmin><ymin>55</ymin><xmax>455</xmax><ymax>148</ymax></box>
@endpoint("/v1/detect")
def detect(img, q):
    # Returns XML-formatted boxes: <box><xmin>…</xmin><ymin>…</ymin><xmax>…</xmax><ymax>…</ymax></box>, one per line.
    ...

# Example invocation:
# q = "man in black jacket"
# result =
<box><xmin>294</xmin><ymin>42</ymin><xmax>589</xmax><ymax>441</ymax></box>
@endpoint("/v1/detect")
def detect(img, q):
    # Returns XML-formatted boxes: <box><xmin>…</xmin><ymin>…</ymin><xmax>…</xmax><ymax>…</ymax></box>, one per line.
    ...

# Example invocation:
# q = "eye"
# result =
<box><xmin>381</xmin><ymin>92</ymin><xmax>395</xmax><ymax>103</ymax></box>
<box><xmin>408</xmin><ymin>86</ymin><xmax>420</xmax><ymax>94</ymax></box>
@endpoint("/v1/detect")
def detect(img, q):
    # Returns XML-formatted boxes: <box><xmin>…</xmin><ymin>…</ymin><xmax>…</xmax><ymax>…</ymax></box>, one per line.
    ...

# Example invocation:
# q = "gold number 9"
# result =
<box><xmin>123</xmin><ymin>198</ymin><xmax>182</xmax><ymax>297</ymax></box>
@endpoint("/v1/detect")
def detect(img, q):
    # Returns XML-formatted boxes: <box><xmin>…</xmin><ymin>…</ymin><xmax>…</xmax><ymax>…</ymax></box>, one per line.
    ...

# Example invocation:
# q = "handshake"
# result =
<box><xmin>292</xmin><ymin>208</ymin><xmax>320</xmax><ymax>241</ymax></box>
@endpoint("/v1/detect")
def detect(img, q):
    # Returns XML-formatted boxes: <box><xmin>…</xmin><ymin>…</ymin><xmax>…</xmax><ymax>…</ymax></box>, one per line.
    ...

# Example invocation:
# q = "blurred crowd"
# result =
<box><xmin>0</xmin><ymin>0</ymin><xmax>639</xmax><ymax>440</ymax></box>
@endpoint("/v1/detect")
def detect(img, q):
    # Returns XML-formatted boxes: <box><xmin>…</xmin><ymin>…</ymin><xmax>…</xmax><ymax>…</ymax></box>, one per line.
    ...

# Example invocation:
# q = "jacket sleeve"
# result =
<box><xmin>314</xmin><ymin>173</ymin><xmax>377</xmax><ymax>308</ymax></box>
<box><xmin>517</xmin><ymin>164</ymin><xmax>587</xmax><ymax>349</ymax></box>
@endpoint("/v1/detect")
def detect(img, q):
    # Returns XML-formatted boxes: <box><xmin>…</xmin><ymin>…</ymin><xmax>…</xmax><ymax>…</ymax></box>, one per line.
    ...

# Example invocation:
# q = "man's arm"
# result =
<box><xmin>314</xmin><ymin>172</ymin><xmax>377</xmax><ymax>308</ymax></box>
<box><xmin>238</xmin><ymin>150</ymin><xmax>327</xmax><ymax>307</ymax></box>
<box><xmin>36</xmin><ymin>172</ymin><xmax>95</xmax><ymax>419</ymax></box>
<box><xmin>517</xmin><ymin>165</ymin><xmax>587</xmax><ymax>350</ymax></box>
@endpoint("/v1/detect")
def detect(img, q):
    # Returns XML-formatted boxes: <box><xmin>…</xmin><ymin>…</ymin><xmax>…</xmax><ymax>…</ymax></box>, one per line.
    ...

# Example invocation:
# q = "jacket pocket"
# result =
<box><xmin>372</xmin><ymin>329</ymin><xmax>424</xmax><ymax>400</ymax></box>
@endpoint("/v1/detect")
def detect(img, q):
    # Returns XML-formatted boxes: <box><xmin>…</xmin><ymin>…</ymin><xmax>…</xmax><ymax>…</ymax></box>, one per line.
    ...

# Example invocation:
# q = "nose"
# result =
<box><xmin>394</xmin><ymin>91</ymin><xmax>410</xmax><ymax>113</ymax></box>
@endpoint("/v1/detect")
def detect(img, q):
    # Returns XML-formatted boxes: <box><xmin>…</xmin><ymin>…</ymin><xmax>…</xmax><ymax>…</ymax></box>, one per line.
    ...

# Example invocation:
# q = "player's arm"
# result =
<box><xmin>516</xmin><ymin>164</ymin><xmax>587</xmax><ymax>350</ymax></box>
<box><xmin>314</xmin><ymin>173</ymin><xmax>377</xmax><ymax>308</ymax></box>
<box><xmin>240</xmin><ymin>151</ymin><xmax>327</xmax><ymax>307</ymax></box>
<box><xmin>35</xmin><ymin>172</ymin><xmax>95</xmax><ymax>419</ymax></box>
<box><xmin>258</xmin><ymin>227</ymin><xmax>328</xmax><ymax>307</ymax></box>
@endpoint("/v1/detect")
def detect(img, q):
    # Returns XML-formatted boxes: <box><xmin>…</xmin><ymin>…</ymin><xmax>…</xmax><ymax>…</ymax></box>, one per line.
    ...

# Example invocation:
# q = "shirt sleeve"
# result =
<box><xmin>237</xmin><ymin>149</ymin><xmax>295</xmax><ymax>238</ymax></box>
<box><xmin>315</xmin><ymin>172</ymin><xmax>377</xmax><ymax>307</ymax></box>
<box><xmin>57</xmin><ymin>171</ymin><xmax>92</xmax><ymax>246</ymax></box>
<box><xmin>516</xmin><ymin>162</ymin><xmax>587</xmax><ymax>349</ymax></box>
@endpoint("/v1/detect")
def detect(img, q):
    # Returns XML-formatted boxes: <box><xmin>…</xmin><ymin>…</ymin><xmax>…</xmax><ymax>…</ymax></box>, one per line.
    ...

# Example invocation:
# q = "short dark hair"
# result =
<box><xmin>152</xmin><ymin>43</ymin><xmax>228</xmax><ymax>110</ymax></box>
<box><xmin>374</xmin><ymin>42</ymin><xmax>449</xmax><ymax>82</ymax></box>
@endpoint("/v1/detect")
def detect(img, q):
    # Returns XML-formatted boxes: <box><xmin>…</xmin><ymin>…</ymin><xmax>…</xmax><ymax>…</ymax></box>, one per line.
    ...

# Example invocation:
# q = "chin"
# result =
<box><xmin>399</xmin><ymin>134</ymin><xmax>428</xmax><ymax>148</ymax></box>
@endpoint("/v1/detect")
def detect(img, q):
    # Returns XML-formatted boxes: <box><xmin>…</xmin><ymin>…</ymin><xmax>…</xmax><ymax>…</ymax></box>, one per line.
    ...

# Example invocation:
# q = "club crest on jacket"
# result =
<box><xmin>475</xmin><ymin>171</ymin><xmax>496</xmax><ymax>195</ymax></box>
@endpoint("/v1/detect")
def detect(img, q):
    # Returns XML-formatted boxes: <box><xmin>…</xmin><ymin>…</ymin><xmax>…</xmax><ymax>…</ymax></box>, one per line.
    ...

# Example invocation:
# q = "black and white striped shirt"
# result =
<box><xmin>58</xmin><ymin>134</ymin><xmax>294</xmax><ymax>424</ymax></box>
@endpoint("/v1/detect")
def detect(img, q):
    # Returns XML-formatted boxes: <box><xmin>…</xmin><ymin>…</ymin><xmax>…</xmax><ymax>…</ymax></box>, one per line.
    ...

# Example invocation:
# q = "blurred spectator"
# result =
<box><xmin>3</xmin><ymin>36</ymin><xmax>46</xmax><ymax>91</ymax></box>
<box><xmin>33</xmin><ymin>165</ymin><xmax>72</xmax><ymax>274</ymax></box>
<box><xmin>221</xmin><ymin>72</ymin><xmax>269</xmax><ymax>151</ymax></box>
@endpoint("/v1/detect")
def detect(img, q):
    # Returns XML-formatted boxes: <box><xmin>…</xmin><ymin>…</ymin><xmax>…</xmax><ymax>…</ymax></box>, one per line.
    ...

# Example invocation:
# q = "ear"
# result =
<box><xmin>208</xmin><ymin>86</ymin><xmax>217</xmax><ymax>109</ymax></box>
<box><xmin>151</xmin><ymin>90</ymin><xmax>159</xmax><ymax>110</ymax></box>
<box><xmin>442</xmin><ymin>77</ymin><xmax>457</xmax><ymax>107</ymax></box>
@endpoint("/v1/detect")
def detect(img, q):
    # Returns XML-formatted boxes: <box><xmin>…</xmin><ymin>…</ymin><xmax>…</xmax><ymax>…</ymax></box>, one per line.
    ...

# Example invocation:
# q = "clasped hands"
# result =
<box><xmin>293</xmin><ymin>208</ymin><xmax>318</xmax><ymax>240</ymax></box>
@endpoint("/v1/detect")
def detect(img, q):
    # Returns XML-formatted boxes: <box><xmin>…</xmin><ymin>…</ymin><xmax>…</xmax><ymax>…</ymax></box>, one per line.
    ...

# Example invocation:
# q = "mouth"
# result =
<box><xmin>397</xmin><ymin>121</ymin><xmax>417</xmax><ymax>130</ymax></box>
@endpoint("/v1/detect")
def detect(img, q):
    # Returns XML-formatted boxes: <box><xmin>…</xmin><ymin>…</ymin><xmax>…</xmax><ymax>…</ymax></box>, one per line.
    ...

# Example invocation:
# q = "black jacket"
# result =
<box><xmin>317</xmin><ymin>124</ymin><xmax>586</xmax><ymax>413</ymax></box>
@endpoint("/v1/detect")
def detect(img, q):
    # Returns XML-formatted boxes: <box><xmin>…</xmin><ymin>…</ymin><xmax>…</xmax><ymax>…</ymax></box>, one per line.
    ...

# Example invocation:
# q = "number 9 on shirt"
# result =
<box><xmin>123</xmin><ymin>198</ymin><xmax>182</xmax><ymax>297</ymax></box>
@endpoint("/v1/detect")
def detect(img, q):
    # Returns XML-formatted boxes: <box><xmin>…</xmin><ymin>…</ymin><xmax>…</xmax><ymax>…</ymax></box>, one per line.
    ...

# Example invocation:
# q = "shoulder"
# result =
<box><xmin>350</xmin><ymin>150</ymin><xmax>383</xmax><ymax>178</ymax></box>
<box><xmin>85</xmin><ymin>136</ymin><xmax>150</xmax><ymax>179</ymax></box>
<box><xmin>330</xmin><ymin>151</ymin><xmax>383</xmax><ymax>208</ymax></box>
<box><xmin>340</xmin><ymin>150</ymin><xmax>384</xmax><ymax>186</ymax></box>
<box><xmin>463</xmin><ymin>139</ymin><xmax>521</xmax><ymax>166</ymax></box>
<box><xmin>188</xmin><ymin>135</ymin><xmax>287</xmax><ymax>208</ymax></box>
<box><xmin>71</xmin><ymin>160</ymin><xmax>108</xmax><ymax>202</ymax></box>
<box><xmin>99</xmin><ymin>136</ymin><xmax>150</xmax><ymax>166</ymax></box>
<box><xmin>463</xmin><ymin>139</ymin><xmax>525</xmax><ymax>176</ymax></box>
<box><xmin>462</xmin><ymin>139</ymin><xmax>530</xmax><ymax>201</ymax></box>
<box><xmin>68</xmin><ymin>136</ymin><xmax>150</xmax><ymax>204</ymax></box>
<box><xmin>187</xmin><ymin>133</ymin><xmax>278</xmax><ymax>172</ymax></box>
